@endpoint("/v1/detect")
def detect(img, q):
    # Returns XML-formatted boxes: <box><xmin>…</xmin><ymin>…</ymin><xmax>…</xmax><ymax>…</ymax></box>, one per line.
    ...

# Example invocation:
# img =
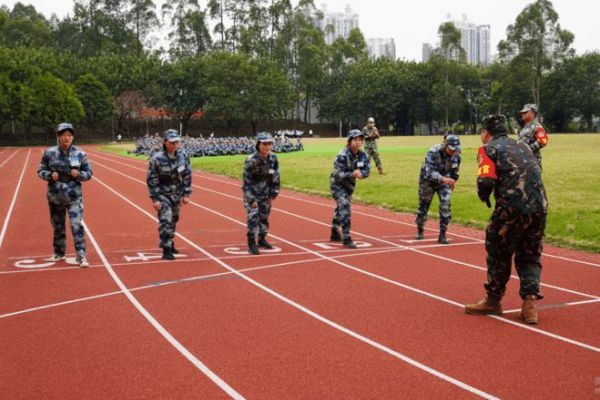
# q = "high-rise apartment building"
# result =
<box><xmin>368</xmin><ymin>38</ymin><xmax>396</xmax><ymax>60</ymax></box>
<box><xmin>313</xmin><ymin>3</ymin><xmax>359</xmax><ymax>45</ymax></box>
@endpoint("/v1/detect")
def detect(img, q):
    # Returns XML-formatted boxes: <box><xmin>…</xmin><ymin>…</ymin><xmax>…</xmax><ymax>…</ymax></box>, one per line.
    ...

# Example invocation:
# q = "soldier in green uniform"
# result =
<box><xmin>465</xmin><ymin>115</ymin><xmax>548</xmax><ymax>324</ymax></box>
<box><xmin>518</xmin><ymin>103</ymin><xmax>549</xmax><ymax>168</ymax></box>
<box><xmin>362</xmin><ymin>117</ymin><xmax>384</xmax><ymax>175</ymax></box>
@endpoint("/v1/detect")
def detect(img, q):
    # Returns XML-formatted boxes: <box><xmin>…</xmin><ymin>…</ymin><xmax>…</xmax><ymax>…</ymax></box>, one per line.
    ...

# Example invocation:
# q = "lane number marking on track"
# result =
<box><xmin>124</xmin><ymin>252</ymin><xmax>187</xmax><ymax>262</ymax></box>
<box><xmin>313</xmin><ymin>241</ymin><xmax>371</xmax><ymax>250</ymax></box>
<box><xmin>224</xmin><ymin>246</ymin><xmax>282</xmax><ymax>255</ymax></box>
<box><xmin>14</xmin><ymin>256</ymin><xmax>78</xmax><ymax>269</ymax></box>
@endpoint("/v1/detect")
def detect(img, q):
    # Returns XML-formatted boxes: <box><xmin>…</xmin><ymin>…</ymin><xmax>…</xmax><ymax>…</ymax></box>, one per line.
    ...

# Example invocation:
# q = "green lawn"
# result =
<box><xmin>101</xmin><ymin>134</ymin><xmax>600</xmax><ymax>252</ymax></box>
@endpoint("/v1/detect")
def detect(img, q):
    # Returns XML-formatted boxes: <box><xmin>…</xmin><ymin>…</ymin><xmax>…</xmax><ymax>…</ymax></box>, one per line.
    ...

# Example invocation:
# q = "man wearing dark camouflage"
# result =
<box><xmin>330</xmin><ymin>129</ymin><xmax>370</xmax><ymax>249</ymax></box>
<box><xmin>518</xmin><ymin>103</ymin><xmax>549</xmax><ymax>168</ymax></box>
<box><xmin>362</xmin><ymin>117</ymin><xmax>384</xmax><ymax>174</ymax></box>
<box><xmin>465</xmin><ymin>114</ymin><xmax>548</xmax><ymax>324</ymax></box>
<box><xmin>415</xmin><ymin>134</ymin><xmax>461</xmax><ymax>244</ymax></box>
<box><xmin>38</xmin><ymin>123</ymin><xmax>93</xmax><ymax>268</ymax></box>
<box><xmin>242</xmin><ymin>132</ymin><xmax>280</xmax><ymax>255</ymax></box>
<box><xmin>147</xmin><ymin>129</ymin><xmax>192</xmax><ymax>260</ymax></box>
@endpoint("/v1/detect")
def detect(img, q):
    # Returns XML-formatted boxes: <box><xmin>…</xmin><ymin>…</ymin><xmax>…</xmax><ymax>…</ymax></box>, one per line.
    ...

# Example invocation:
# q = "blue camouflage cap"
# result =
<box><xmin>163</xmin><ymin>129</ymin><xmax>181</xmax><ymax>142</ymax></box>
<box><xmin>56</xmin><ymin>122</ymin><xmax>75</xmax><ymax>135</ymax></box>
<box><xmin>445</xmin><ymin>134</ymin><xmax>461</xmax><ymax>151</ymax></box>
<box><xmin>347</xmin><ymin>129</ymin><xmax>365</xmax><ymax>139</ymax></box>
<box><xmin>256</xmin><ymin>132</ymin><xmax>274</xmax><ymax>143</ymax></box>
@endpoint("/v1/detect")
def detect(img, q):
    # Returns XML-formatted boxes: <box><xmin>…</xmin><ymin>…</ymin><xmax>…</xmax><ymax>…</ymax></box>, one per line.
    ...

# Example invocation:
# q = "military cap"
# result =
<box><xmin>445</xmin><ymin>134</ymin><xmax>461</xmax><ymax>151</ymax></box>
<box><xmin>347</xmin><ymin>129</ymin><xmax>365</xmax><ymax>139</ymax></box>
<box><xmin>56</xmin><ymin>122</ymin><xmax>75</xmax><ymax>135</ymax></box>
<box><xmin>482</xmin><ymin>114</ymin><xmax>508</xmax><ymax>135</ymax></box>
<box><xmin>520</xmin><ymin>103</ymin><xmax>538</xmax><ymax>114</ymax></box>
<box><xmin>256</xmin><ymin>132</ymin><xmax>274</xmax><ymax>143</ymax></box>
<box><xmin>163</xmin><ymin>129</ymin><xmax>181</xmax><ymax>142</ymax></box>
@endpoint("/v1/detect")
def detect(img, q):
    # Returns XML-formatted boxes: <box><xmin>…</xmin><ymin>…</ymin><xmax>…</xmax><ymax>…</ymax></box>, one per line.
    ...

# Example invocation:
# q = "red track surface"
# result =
<box><xmin>1</xmin><ymin>146</ymin><xmax>599</xmax><ymax>399</ymax></box>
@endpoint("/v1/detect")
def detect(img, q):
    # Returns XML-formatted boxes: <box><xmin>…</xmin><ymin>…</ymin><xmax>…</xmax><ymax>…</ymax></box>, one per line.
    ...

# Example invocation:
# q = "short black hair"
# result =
<box><xmin>482</xmin><ymin>114</ymin><xmax>507</xmax><ymax>135</ymax></box>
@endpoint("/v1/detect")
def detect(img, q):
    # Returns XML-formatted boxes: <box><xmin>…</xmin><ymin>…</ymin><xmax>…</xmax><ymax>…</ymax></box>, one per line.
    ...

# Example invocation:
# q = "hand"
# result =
<box><xmin>250</xmin><ymin>202</ymin><xmax>258</xmax><ymax>209</ymax></box>
<box><xmin>181</xmin><ymin>197</ymin><xmax>190</xmax><ymax>205</ymax></box>
<box><xmin>353</xmin><ymin>170</ymin><xmax>363</xmax><ymax>179</ymax></box>
<box><xmin>153</xmin><ymin>201</ymin><xmax>161</xmax><ymax>211</ymax></box>
<box><xmin>442</xmin><ymin>177</ymin><xmax>456</xmax><ymax>188</ymax></box>
<box><xmin>70</xmin><ymin>169</ymin><xmax>79</xmax><ymax>178</ymax></box>
<box><xmin>51</xmin><ymin>172</ymin><xmax>59</xmax><ymax>181</ymax></box>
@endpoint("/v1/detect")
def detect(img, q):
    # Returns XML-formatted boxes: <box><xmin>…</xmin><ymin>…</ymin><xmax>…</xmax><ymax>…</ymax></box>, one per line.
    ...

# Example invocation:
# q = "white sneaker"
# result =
<box><xmin>46</xmin><ymin>254</ymin><xmax>65</xmax><ymax>262</ymax></box>
<box><xmin>79</xmin><ymin>258</ymin><xmax>90</xmax><ymax>268</ymax></box>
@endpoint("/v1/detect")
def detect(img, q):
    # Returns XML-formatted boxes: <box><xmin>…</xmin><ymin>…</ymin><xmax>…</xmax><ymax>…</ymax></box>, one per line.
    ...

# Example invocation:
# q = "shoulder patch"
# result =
<box><xmin>477</xmin><ymin>146</ymin><xmax>497</xmax><ymax>179</ymax></box>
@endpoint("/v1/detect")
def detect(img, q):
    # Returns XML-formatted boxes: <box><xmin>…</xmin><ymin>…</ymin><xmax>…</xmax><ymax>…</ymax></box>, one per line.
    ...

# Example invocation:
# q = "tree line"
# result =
<box><xmin>0</xmin><ymin>0</ymin><xmax>598</xmax><ymax>140</ymax></box>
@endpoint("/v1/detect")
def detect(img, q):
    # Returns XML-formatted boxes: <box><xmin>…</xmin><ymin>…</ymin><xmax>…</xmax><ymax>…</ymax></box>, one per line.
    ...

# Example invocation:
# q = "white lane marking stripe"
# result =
<box><xmin>82</xmin><ymin>221</ymin><xmax>245</xmax><ymax>399</ymax></box>
<box><xmin>90</xmin><ymin>150</ymin><xmax>600</xmax><ymax>268</ymax></box>
<box><xmin>0</xmin><ymin>150</ymin><xmax>30</xmax><ymax>248</ymax></box>
<box><xmin>92</xmin><ymin>168</ymin><xmax>499</xmax><ymax>399</ymax></box>
<box><xmin>502</xmin><ymin>298</ymin><xmax>600</xmax><ymax>314</ymax></box>
<box><xmin>0</xmin><ymin>149</ymin><xmax>19</xmax><ymax>168</ymax></box>
<box><xmin>93</xmin><ymin>158</ymin><xmax>600</xmax><ymax>354</ymax></box>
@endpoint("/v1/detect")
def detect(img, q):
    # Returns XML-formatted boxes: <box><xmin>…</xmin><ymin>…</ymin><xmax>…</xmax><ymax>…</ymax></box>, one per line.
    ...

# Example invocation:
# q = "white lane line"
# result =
<box><xmin>93</xmin><ymin>159</ymin><xmax>600</xmax><ymax>355</ymax></box>
<box><xmin>0</xmin><ymin>149</ymin><xmax>19</xmax><ymax>168</ymax></box>
<box><xmin>92</xmin><ymin>171</ymin><xmax>499</xmax><ymax>399</ymax></box>
<box><xmin>82</xmin><ymin>220</ymin><xmax>245</xmax><ymax>400</ymax></box>
<box><xmin>502</xmin><ymin>298</ymin><xmax>600</xmax><ymax>314</ymax></box>
<box><xmin>0</xmin><ymin>150</ymin><xmax>31</xmax><ymax>249</ymax></box>
<box><xmin>90</xmin><ymin>150</ymin><xmax>600</xmax><ymax>268</ymax></box>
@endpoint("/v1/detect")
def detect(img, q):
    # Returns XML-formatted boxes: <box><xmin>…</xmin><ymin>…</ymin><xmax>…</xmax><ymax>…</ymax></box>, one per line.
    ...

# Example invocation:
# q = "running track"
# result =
<box><xmin>1</xmin><ymin>146</ymin><xmax>599</xmax><ymax>399</ymax></box>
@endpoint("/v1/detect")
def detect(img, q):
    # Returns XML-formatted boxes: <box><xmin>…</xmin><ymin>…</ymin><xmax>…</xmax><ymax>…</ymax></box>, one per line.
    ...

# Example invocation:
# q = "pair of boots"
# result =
<box><xmin>464</xmin><ymin>295</ymin><xmax>538</xmax><ymax>324</ymax></box>
<box><xmin>248</xmin><ymin>234</ymin><xmax>272</xmax><ymax>255</ymax></box>
<box><xmin>162</xmin><ymin>243</ymin><xmax>180</xmax><ymax>260</ymax></box>
<box><xmin>330</xmin><ymin>227</ymin><xmax>357</xmax><ymax>249</ymax></box>
<box><xmin>415</xmin><ymin>227</ymin><xmax>448</xmax><ymax>244</ymax></box>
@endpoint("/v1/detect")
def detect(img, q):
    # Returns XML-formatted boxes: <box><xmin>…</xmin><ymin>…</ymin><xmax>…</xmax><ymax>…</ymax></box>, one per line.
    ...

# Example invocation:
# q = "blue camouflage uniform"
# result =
<box><xmin>38</xmin><ymin>144</ymin><xmax>93</xmax><ymax>261</ymax></box>
<box><xmin>415</xmin><ymin>141</ymin><xmax>461</xmax><ymax>233</ymax></box>
<box><xmin>242</xmin><ymin>150</ymin><xmax>280</xmax><ymax>240</ymax></box>
<box><xmin>147</xmin><ymin>145</ymin><xmax>192</xmax><ymax>250</ymax></box>
<box><xmin>330</xmin><ymin>143</ymin><xmax>370</xmax><ymax>241</ymax></box>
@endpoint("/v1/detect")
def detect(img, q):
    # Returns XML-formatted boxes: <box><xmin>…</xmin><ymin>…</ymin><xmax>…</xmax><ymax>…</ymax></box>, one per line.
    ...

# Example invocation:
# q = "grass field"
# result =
<box><xmin>102</xmin><ymin>134</ymin><xmax>600</xmax><ymax>253</ymax></box>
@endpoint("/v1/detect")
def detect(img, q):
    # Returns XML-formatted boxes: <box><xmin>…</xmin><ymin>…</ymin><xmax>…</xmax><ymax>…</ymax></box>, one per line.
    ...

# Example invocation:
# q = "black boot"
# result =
<box><xmin>330</xmin><ymin>227</ymin><xmax>342</xmax><ymax>242</ymax></box>
<box><xmin>258</xmin><ymin>234</ymin><xmax>273</xmax><ymax>249</ymax></box>
<box><xmin>438</xmin><ymin>230</ymin><xmax>449</xmax><ymax>244</ymax></box>
<box><xmin>415</xmin><ymin>226</ymin><xmax>424</xmax><ymax>240</ymax></box>
<box><xmin>171</xmin><ymin>242</ymin><xmax>179</xmax><ymax>254</ymax></box>
<box><xmin>162</xmin><ymin>247</ymin><xmax>175</xmax><ymax>260</ymax></box>
<box><xmin>248</xmin><ymin>235</ymin><xmax>260</xmax><ymax>255</ymax></box>
<box><xmin>343</xmin><ymin>237</ymin><xmax>357</xmax><ymax>249</ymax></box>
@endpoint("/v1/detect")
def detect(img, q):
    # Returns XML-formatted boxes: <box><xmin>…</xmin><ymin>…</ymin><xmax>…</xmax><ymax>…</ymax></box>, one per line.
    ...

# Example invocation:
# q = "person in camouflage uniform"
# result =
<box><xmin>415</xmin><ymin>134</ymin><xmax>461</xmax><ymax>244</ymax></box>
<box><xmin>330</xmin><ymin>129</ymin><xmax>371</xmax><ymax>249</ymax></box>
<box><xmin>38</xmin><ymin>123</ymin><xmax>93</xmax><ymax>268</ymax></box>
<box><xmin>147</xmin><ymin>129</ymin><xmax>192</xmax><ymax>260</ymax></box>
<box><xmin>242</xmin><ymin>132</ymin><xmax>281</xmax><ymax>255</ymax></box>
<box><xmin>362</xmin><ymin>117</ymin><xmax>384</xmax><ymax>174</ymax></box>
<box><xmin>465</xmin><ymin>114</ymin><xmax>548</xmax><ymax>324</ymax></box>
<box><xmin>518</xmin><ymin>103</ymin><xmax>548</xmax><ymax>168</ymax></box>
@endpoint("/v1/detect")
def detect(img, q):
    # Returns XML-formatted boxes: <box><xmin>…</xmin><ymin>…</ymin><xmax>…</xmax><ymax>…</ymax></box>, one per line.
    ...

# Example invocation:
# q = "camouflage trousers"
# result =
<box><xmin>365</xmin><ymin>143</ymin><xmax>382</xmax><ymax>170</ymax></box>
<box><xmin>484</xmin><ymin>210</ymin><xmax>546</xmax><ymax>300</ymax></box>
<box><xmin>48</xmin><ymin>195</ymin><xmax>86</xmax><ymax>259</ymax></box>
<box><xmin>331</xmin><ymin>187</ymin><xmax>352</xmax><ymax>240</ymax></box>
<box><xmin>415</xmin><ymin>181</ymin><xmax>452</xmax><ymax>231</ymax></box>
<box><xmin>244</xmin><ymin>197</ymin><xmax>272</xmax><ymax>238</ymax></box>
<box><xmin>157</xmin><ymin>194</ymin><xmax>181</xmax><ymax>249</ymax></box>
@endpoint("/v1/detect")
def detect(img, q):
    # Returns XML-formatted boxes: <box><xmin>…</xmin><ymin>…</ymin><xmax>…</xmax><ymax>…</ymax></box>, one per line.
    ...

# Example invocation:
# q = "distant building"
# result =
<box><xmin>313</xmin><ymin>3</ymin><xmax>359</xmax><ymax>45</ymax></box>
<box><xmin>368</xmin><ymin>38</ymin><xmax>396</xmax><ymax>60</ymax></box>
<box><xmin>422</xmin><ymin>43</ymin><xmax>433</xmax><ymax>62</ymax></box>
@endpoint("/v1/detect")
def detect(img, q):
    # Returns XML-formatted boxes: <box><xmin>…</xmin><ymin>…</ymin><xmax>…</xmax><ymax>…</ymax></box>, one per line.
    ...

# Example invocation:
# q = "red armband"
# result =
<box><xmin>535</xmin><ymin>127</ymin><xmax>548</xmax><ymax>146</ymax></box>
<box><xmin>477</xmin><ymin>146</ymin><xmax>497</xmax><ymax>179</ymax></box>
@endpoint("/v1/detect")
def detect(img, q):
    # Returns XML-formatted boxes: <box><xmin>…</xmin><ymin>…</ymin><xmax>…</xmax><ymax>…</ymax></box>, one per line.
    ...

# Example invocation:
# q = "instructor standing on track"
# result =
<box><xmin>242</xmin><ymin>132</ymin><xmax>281</xmax><ymax>255</ymax></box>
<box><xmin>147</xmin><ymin>129</ymin><xmax>192</xmax><ymax>260</ymax></box>
<box><xmin>38</xmin><ymin>122</ymin><xmax>93</xmax><ymax>268</ymax></box>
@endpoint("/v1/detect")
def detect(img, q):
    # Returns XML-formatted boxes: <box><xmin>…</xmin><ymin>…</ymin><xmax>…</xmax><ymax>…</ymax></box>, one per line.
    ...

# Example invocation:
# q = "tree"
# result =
<box><xmin>0</xmin><ymin>3</ymin><xmax>52</xmax><ymax>48</ymax></box>
<box><xmin>126</xmin><ymin>0</ymin><xmax>159</xmax><ymax>56</ymax></box>
<box><xmin>75</xmin><ymin>73</ymin><xmax>114</xmax><ymax>127</ymax></box>
<box><xmin>498</xmin><ymin>0</ymin><xmax>574</xmax><ymax>107</ymax></box>
<box><xmin>162</xmin><ymin>0</ymin><xmax>212</xmax><ymax>57</ymax></box>
<box><xmin>29</xmin><ymin>73</ymin><xmax>84</xmax><ymax>132</ymax></box>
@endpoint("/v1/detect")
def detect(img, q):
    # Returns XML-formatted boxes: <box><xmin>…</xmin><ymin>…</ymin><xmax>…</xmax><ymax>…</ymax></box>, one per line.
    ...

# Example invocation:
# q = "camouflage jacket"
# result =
<box><xmin>242</xmin><ymin>152</ymin><xmax>280</xmax><ymax>203</ymax></box>
<box><xmin>362</xmin><ymin>126</ymin><xmax>379</xmax><ymax>146</ymax></box>
<box><xmin>518</xmin><ymin>119</ymin><xmax>548</xmax><ymax>163</ymax></box>
<box><xmin>477</xmin><ymin>133</ymin><xmax>547</xmax><ymax>214</ymax></box>
<box><xmin>38</xmin><ymin>145</ymin><xmax>93</xmax><ymax>199</ymax></box>
<box><xmin>419</xmin><ymin>144</ymin><xmax>461</xmax><ymax>184</ymax></box>
<box><xmin>147</xmin><ymin>149</ymin><xmax>192</xmax><ymax>201</ymax></box>
<box><xmin>330</xmin><ymin>147</ymin><xmax>370</xmax><ymax>194</ymax></box>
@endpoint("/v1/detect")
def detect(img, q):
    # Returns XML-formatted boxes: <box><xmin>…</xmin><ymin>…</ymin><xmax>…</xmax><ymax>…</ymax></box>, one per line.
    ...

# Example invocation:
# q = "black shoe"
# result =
<box><xmin>330</xmin><ymin>227</ymin><xmax>342</xmax><ymax>242</ymax></box>
<box><xmin>416</xmin><ymin>228</ymin><xmax>424</xmax><ymax>240</ymax></box>
<box><xmin>162</xmin><ymin>247</ymin><xmax>175</xmax><ymax>260</ymax></box>
<box><xmin>171</xmin><ymin>243</ymin><xmax>179</xmax><ymax>254</ymax></box>
<box><xmin>258</xmin><ymin>236</ymin><xmax>273</xmax><ymax>249</ymax></box>
<box><xmin>248</xmin><ymin>237</ymin><xmax>260</xmax><ymax>255</ymax></box>
<box><xmin>343</xmin><ymin>237</ymin><xmax>357</xmax><ymax>249</ymax></box>
<box><xmin>437</xmin><ymin>232</ymin><xmax>449</xmax><ymax>245</ymax></box>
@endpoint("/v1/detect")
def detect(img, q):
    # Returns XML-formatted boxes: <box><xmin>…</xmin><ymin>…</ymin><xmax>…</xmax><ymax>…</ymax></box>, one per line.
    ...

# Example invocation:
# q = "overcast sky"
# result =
<box><xmin>3</xmin><ymin>0</ymin><xmax>599</xmax><ymax>61</ymax></box>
